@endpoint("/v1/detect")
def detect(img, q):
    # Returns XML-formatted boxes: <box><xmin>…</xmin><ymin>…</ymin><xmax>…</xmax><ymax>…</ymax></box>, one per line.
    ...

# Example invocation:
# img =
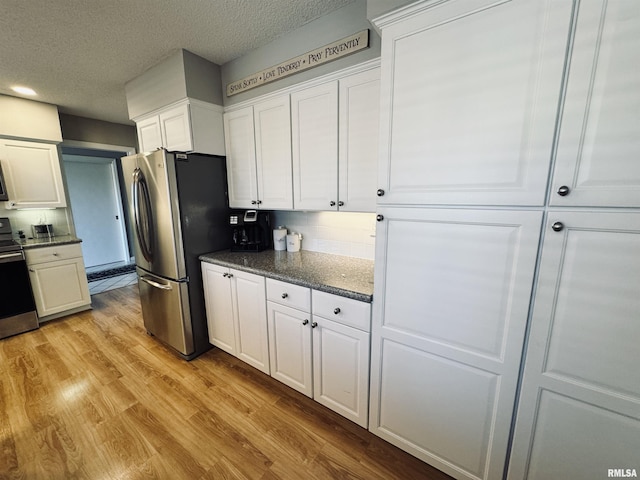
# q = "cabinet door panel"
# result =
<box><xmin>312</xmin><ymin>316</ymin><xmax>369</xmax><ymax>428</ymax></box>
<box><xmin>370</xmin><ymin>207</ymin><xmax>542</xmax><ymax>480</ymax></box>
<box><xmin>377</xmin><ymin>0</ymin><xmax>572</xmax><ymax>206</ymax></box>
<box><xmin>137</xmin><ymin>116</ymin><xmax>162</xmax><ymax>153</ymax></box>
<box><xmin>224</xmin><ymin>107</ymin><xmax>257</xmax><ymax>208</ymax></box>
<box><xmin>160</xmin><ymin>103</ymin><xmax>193</xmax><ymax>152</ymax></box>
<box><xmin>292</xmin><ymin>82</ymin><xmax>338</xmax><ymax>210</ymax></box>
<box><xmin>233</xmin><ymin>269</ymin><xmax>269</xmax><ymax>374</ymax></box>
<box><xmin>507</xmin><ymin>212</ymin><xmax>640</xmax><ymax>480</ymax></box>
<box><xmin>267</xmin><ymin>301</ymin><xmax>312</xmax><ymax>397</ymax></box>
<box><xmin>551</xmin><ymin>0</ymin><xmax>640</xmax><ymax>207</ymax></box>
<box><xmin>254</xmin><ymin>96</ymin><xmax>293</xmax><ymax>210</ymax></box>
<box><xmin>339</xmin><ymin>68</ymin><xmax>380</xmax><ymax>212</ymax></box>
<box><xmin>201</xmin><ymin>263</ymin><xmax>236</xmax><ymax>355</ymax></box>
<box><xmin>0</xmin><ymin>140</ymin><xmax>66</xmax><ymax>209</ymax></box>
<box><xmin>29</xmin><ymin>258</ymin><xmax>90</xmax><ymax>317</ymax></box>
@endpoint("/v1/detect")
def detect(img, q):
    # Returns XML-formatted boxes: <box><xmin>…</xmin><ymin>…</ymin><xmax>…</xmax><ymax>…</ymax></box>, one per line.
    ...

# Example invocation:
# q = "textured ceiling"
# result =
<box><xmin>0</xmin><ymin>0</ymin><xmax>354</xmax><ymax>125</ymax></box>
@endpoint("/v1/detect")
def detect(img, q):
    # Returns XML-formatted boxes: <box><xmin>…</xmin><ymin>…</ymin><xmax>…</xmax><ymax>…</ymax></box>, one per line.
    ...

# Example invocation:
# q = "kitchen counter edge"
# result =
<box><xmin>199</xmin><ymin>250</ymin><xmax>374</xmax><ymax>303</ymax></box>
<box><xmin>19</xmin><ymin>235</ymin><xmax>82</xmax><ymax>249</ymax></box>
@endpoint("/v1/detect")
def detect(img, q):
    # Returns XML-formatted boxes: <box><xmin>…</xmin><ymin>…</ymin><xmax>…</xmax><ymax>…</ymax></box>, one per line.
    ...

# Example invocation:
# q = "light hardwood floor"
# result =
<box><xmin>0</xmin><ymin>285</ymin><xmax>452</xmax><ymax>480</ymax></box>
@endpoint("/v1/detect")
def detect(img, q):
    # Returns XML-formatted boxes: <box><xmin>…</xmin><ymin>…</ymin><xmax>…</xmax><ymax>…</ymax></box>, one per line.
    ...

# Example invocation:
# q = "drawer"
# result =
<box><xmin>25</xmin><ymin>243</ymin><xmax>83</xmax><ymax>265</ymax></box>
<box><xmin>266</xmin><ymin>278</ymin><xmax>311</xmax><ymax>312</ymax></box>
<box><xmin>312</xmin><ymin>290</ymin><xmax>371</xmax><ymax>332</ymax></box>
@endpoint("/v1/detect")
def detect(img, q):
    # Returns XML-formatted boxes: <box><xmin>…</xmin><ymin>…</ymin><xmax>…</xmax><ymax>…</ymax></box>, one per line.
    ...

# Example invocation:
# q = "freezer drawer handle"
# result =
<box><xmin>140</xmin><ymin>276</ymin><xmax>172</xmax><ymax>291</ymax></box>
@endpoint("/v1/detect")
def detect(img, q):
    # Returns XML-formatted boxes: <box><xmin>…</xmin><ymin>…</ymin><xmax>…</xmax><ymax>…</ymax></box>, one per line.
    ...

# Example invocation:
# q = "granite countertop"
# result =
<box><xmin>18</xmin><ymin>235</ymin><xmax>82</xmax><ymax>249</ymax></box>
<box><xmin>200</xmin><ymin>250</ymin><xmax>374</xmax><ymax>303</ymax></box>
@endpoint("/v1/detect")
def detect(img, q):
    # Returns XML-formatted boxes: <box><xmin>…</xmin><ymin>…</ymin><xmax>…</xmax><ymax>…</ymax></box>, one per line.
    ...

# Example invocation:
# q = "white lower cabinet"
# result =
<box><xmin>266</xmin><ymin>278</ymin><xmax>371</xmax><ymax>427</ymax></box>
<box><xmin>202</xmin><ymin>264</ymin><xmax>372</xmax><ymax>427</ymax></box>
<box><xmin>507</xmin><ymin>212</ymin><xmax>640</xmax><ymax>480</ymax></box>
<box><xmin>201</xmin><ymin>263</ymin><xmax>270</xmax><ymax>374</ymax></box>
<box><xmin>312</xmin><ymin>290</ymin><xmax>371</xmax><ymax>428</ymax></box>
<box><xmin>25</xmin><ymin>244</ymin><xmax>91</xmax><ymax>320</ymax></box>
<box><xmin>369</xmin><ymin>207</ymin><xmax>543</xmax><ymax>480</ymax></box>
<box><xmin>266</xmin><ymin>279</ymin><xmax>313</xmax><ymax>396</ymax></box>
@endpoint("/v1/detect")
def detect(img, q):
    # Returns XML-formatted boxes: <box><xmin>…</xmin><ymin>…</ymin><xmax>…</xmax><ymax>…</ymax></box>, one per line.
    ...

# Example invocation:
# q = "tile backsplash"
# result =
<box><xmin>271</xmin><ymin>211</ymin><xmax>376</xmax><ymax>260</ymax></box>
<box><xmin>0</xmin><ymin>208</ymin><xmax>74</xmax><ymax>239</ymax></box>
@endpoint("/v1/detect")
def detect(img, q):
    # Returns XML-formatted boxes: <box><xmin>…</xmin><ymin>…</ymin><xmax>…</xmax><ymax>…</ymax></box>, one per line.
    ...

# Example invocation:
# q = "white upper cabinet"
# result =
<box><xmin>291</xmin><ymin>82</ymin><xmax>339</xmax><ymax>211</ymax></box>
<box><xmin>550</xmin><ymin>0</ymin><xmax>640</xmax><ymax>207</ymax></box>
<box><xmin>224</xmin><ymin>106</ymin><xmax>258</xmax><ymax>209</ymax></box>
<box><xmin>159</xmin><ymin>102</ymin><xmax>191</xmax><ymax>152</ymax></box>
<box><xmin>135</xmin><ymin>99</ymin><xmax>225</xmax><ymax>156</ymax></box>
<box><xmin>375</xmin><ymin>0</ymin><xmax>573</xmax><ymax>206</ymax></box>
<box><xmin>137</xmin><ymin>116</ymin><xmax>163</xmax><ymax>153</ymax></box>
<box><xmin>339</xmin><ymin>68</ymin><xmax>380</xmax><ymax>212</ymax></box>
<box><xmin>0</xmin><ymin>139</ymin><xmax>66</xmax><ymax>209</ymax></box>
<box><xmin>253</xmin><ymin>96</ymin><xmax>293</xmax><ymax>210</ymax></box>
<box><xmin>224</xmin><ymin>95</ymin><xmax>293</xmax><ymax>210</ymax></box>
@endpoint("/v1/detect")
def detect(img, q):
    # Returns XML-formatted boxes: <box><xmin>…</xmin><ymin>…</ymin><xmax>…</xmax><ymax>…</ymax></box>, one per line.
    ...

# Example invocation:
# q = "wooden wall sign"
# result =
<box><xmin>226</xmin><ymin>29</ymin><xmax>370</xmax><ymax>97</ymax></box>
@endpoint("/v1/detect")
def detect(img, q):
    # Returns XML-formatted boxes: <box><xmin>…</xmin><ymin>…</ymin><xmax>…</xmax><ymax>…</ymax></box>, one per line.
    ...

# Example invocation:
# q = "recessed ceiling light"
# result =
<box><xmin>11</xmin><ymin>86</ymin><xmax>37</xmax><ymax>96</ymax></box>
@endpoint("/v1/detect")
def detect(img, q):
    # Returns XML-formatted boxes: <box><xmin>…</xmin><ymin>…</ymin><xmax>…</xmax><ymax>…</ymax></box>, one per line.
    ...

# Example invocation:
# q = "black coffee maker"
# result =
<box><xmin>230</xmin><ymin>210</ymin><xmax>271</xmax><ymax>252</ymax></box>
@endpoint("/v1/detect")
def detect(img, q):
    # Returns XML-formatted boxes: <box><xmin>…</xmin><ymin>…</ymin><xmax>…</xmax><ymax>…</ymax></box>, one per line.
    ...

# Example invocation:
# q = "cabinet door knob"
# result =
<box><xmin>302</xmin><ymin>319</ymin><xmax>309</xmax><ymax>326</ymax></box>
<box><xmin>557</xmin><ymin>185</ymin><xmax>570</xmax><ymax>196</ymax></box>
<box><xmin>338</xmin><ymin>201</ymin><xmax>344</xmax><ymax>207</ymax></box>
<box><xmin>334</xmin><ymin>307</ymin><xmax>341</xmax><ymax>315</ymax></box>
<box><xmin>330</xmin><ymin>201</ymin><xmax>336</xmax><ymax>207</ymax></box>
<box><xmin>227</xmin><ymin>273</ymin><xmax>233</xmax><ymax>278</ymax></box>
<box><xmin>222</xmin><ymin>273</ymin><xmax>228</xmax><ymax>277</ymax></box>
<box><xmin>52</xmin><ymin>252</ymin><xmax>59</xmax><ymax>256</ymax></box>
<box><xmin>311</xmin><ymin>321</ymin><xmax>318</xmax><ymax>328</ymax></box>
<box><xmin>281</xmin><ymin>293</ymin><xmax>288</xmax><ymax>299</ymax></box>
<box><xmin>551</xmin><ymin>222</ymin><xmax>564</xmax><ymax>232</ymax></box>
<box><xmin>376</xmin><ymin>214</ymin><xmax>384</xmax><ymax>222</ymax></box>
<box><xmin>377</xmin><ymin>189</ymin><xmax>385</xmax><ymax>197</ymax></box>
<box><xmin>257</xmin><ymin>200</ymin><xmax>262</xmax><ymax>205</ymax></box>
<box><xmin>29</xmin><ymin>268</ymin><xmax>35</xmax><ymax>272</ymax></box>
<box><xmin>251</xmin><ymin>200</ymin><xmax>257</xmax><ymax>205</ymax></box>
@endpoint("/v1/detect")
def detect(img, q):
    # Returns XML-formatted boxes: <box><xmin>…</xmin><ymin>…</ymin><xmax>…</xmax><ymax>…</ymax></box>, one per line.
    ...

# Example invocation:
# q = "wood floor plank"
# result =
<box><xmin>0</xmin><ymin>285</ymin><xmax>452</xmax><ymax>480</ymax></box>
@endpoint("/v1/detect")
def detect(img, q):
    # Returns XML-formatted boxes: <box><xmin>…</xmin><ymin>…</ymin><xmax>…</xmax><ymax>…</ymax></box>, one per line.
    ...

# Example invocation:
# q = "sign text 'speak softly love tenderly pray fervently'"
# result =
<box><xmin>226</xmin><ymin>30</ymin><xmax>369</xmax><ymax>97</ymax></box>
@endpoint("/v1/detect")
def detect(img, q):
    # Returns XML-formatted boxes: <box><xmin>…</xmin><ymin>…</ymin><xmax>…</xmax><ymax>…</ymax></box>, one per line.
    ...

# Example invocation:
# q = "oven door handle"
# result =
<box><xmin>0</xmin><ymin>251</ymin><xmax>24</xmax><ymax>264</ymax></box>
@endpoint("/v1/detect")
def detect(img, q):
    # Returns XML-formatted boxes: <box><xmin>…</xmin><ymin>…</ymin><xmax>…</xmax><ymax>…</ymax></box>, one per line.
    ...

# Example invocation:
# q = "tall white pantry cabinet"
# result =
<box><xmin>370</xmin><ymin>2</ymin><xmax>640</xmax><ymax>480</ymax></box>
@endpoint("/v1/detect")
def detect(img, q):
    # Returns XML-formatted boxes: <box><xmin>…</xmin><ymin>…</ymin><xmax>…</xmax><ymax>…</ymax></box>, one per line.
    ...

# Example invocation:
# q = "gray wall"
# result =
<box><xmin>125</xmin><ymin>49</ymin><xmax>222</xmax><ymax>119</ymax></box>
<box><xmin>59</xmin><ymin>114</ymin><xmax>136</xmax><ymax>149</ymax></box>
<box><xmin>221</xmin><ymin>0</ymin><xmax>380</xmax><ymax>106</ymax></box>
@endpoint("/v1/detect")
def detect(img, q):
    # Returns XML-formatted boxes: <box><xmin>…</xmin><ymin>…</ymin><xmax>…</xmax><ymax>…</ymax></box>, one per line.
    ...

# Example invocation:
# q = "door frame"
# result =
<box><xmin>61</xmin><ymin>140</ymin><xmax>135</xmax><ymax>265</ymax></box>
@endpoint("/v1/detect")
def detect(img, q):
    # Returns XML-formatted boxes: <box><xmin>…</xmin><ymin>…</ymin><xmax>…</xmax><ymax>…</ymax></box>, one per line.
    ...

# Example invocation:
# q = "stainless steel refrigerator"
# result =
<box><xmin>121</xmin><ymin>149</ymin><xmax>230</xmax><ymax>360</ymax></box>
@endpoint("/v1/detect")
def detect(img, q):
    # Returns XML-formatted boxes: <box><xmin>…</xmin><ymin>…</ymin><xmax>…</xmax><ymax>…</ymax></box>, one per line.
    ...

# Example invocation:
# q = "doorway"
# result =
<box><xmin>62</xmin><ymin>149</ymin><xmax>130</xmax><ymax>269</ymax></box>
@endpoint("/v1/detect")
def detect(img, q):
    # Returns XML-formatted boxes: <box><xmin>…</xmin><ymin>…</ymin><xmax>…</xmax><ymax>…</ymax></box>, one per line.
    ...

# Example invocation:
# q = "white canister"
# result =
<box><xmin>286</xmin><ymin>232</ymin><xmax>302</xmax><ymax>252</ymax></box>
<box><xmin>273</xmin><ymin>226</ymin><xmax>288</xmax><ymax>251</ymax></box>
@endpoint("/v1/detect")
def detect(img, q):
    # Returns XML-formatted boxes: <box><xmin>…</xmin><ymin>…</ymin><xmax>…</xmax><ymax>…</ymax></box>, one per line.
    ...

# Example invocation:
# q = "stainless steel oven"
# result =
<box><xmin>0</xmin><ymin>218</ymin><xmax>38</xmax><ymax>339</ymax></box>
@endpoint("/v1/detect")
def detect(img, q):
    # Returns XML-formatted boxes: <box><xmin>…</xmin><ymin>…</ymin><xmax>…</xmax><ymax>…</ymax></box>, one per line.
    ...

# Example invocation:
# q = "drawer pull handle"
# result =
<box><xmin>302</xmin><ymin>319</ymin><xmax>309</xmax><ymax>326</ymax></box>
<box><xmin>551</xmin><ymin>222</ymin><xmax>564</xmax><ymax>232</ymax></box>
<box><xmin>311</xmin><ymin>321</ymin><xmax>318</xmax><ymax>328</ymax></box>
<box><xmin>52</xmin><ymin>253</ymin><xmax>59</xmax><ymax>256</ymax></box>
<box><xmin>334</xmin><ymin>308</ymin><xmax>341</xmax><ymax>314</ymax></box>
<box><xmin>281</xmin><ymin>293</ymin><xmax>288</xmax><ymax>299</ymax></box>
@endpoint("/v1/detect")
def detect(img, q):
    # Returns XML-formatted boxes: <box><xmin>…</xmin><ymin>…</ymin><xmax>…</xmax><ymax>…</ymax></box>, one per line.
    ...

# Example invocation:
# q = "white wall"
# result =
<box><xmin>271</xmin><ymin>211</ymin><xmax>376</xmax><ymax>260</ymax></box>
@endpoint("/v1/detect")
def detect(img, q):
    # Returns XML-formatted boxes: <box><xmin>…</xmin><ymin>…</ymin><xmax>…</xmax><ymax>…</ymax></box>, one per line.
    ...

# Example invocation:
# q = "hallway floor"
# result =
<box><xmin>86</xmin><ymin>259</ymin><xmax>137</xmax><ymax>295</ymax></box>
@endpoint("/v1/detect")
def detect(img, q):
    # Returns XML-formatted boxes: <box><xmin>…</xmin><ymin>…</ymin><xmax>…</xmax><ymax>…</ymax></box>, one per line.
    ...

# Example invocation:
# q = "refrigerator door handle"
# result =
<box><xmin>133</xmin><ymin>167</ymin><xmax>154</xmax><ymax>262</ymax></box>
<box><xmin>139</xmin><ymin>275</ymin><xmax>172</xmax><ymax>291</ymax></box>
